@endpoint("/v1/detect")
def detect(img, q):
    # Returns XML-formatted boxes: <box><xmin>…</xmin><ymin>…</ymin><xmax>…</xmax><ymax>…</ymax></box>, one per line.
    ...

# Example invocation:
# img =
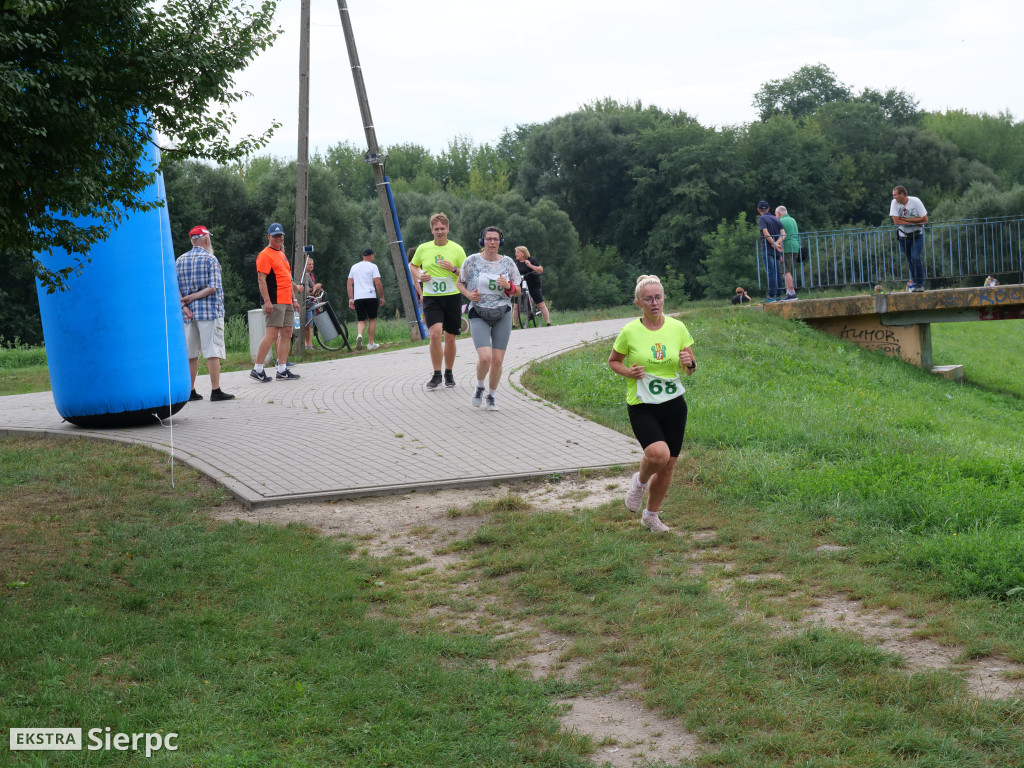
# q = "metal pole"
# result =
<box><xmin>293</xmin><ymin>0</ymin><xmax>311</xmax><ymax>354</ymax></box>
<box><xmin>335</xmin><ymin>0</ymin><xmax>420</xmax><ymax>340</ymax></box>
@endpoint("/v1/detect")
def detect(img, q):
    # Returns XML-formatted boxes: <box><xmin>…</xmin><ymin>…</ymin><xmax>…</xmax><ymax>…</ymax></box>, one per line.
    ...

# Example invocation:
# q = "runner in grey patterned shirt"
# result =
<box><xmin>457</xmin><ymin>227</ymin><xmax>522</xmax><ymax>411</ymax></box>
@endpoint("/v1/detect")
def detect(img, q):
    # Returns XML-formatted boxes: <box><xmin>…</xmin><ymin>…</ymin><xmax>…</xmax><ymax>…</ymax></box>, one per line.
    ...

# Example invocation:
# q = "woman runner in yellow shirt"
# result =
<box><xmin>608</xmin><ymin>275</ymin><xmax>696</xmax><ymax>532</ymax></box>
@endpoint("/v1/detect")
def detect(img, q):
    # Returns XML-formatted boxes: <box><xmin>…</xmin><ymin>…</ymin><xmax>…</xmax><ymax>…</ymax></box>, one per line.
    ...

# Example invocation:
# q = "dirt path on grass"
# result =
<box><xmin>686</xmin><ymin>545</ymin><xmax>1024</xmax><ymax>701</ymax></box>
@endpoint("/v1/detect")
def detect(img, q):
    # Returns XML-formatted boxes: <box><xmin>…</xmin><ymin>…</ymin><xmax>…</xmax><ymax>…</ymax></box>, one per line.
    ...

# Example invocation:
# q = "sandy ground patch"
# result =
<box><xmin>801</xmin><ymin>596</ymin><xmax>1024</xmax><ymax>699</ymax></box>
<box><xmin>558</xmin><ymin>695</ymin><xmax>700</xmax><ymax>768</ymax></box>
<box><xmin>210</xmin><ymin>474</ymin><xmax>625</xmax><ymax>560</ymax></box>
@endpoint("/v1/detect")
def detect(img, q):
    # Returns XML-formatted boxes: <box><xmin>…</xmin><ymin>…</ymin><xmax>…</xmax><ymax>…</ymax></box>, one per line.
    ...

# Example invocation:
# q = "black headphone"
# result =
<box><xmin>477</xmin><ymin>227</ymin><xmax>504</xmax><ymax>248</ymax></box>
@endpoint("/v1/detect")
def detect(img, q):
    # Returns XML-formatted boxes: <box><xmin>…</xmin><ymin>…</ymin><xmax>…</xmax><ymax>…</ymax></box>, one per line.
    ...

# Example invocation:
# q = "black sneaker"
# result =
<box><xmin>426</xmin><ymin>371</ymin><xmax>443</xmax><ymax>389</ymax></box>
<box><xmin>276</xmin><ymin>368</ymin><xmax>301</xmax><ymax>380</ymax></box>
<box><xmin>188</xmin><ymin>389</ymin><xmax>203</xmax><ymax>402</ymax></box>
<box><xmin>210</xmin><ymin>389</ymin><xmax>235</xmax><ymax>402</ymax></box>
<box><xmin>444</xmin><ymin>370</ymin><xmax>456</xmax><ymax>388</ymax></box>
<box><xmin>250</xmin><ymin>368</ymin><xmax>272</xmax><ymax>383</ymax></box>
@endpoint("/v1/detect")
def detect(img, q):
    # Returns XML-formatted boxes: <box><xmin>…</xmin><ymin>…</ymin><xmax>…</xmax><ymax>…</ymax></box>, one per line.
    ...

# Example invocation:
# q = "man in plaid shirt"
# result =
<box><xmin>176</xmin><ymin>225</ymin><xmax>234</xmax><ymax>402</ymax></box>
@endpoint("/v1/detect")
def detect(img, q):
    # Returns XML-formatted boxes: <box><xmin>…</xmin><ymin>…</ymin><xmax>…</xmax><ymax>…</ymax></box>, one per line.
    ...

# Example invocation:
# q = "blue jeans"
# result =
<box><xmin>762</xmin><ymin>246</ymin><xmax>783</xmax><ymax>299</ymax></box>
<box><xmin>899</xmin><ymin>231</ymin><xmax>925</xmax><ymax>288</ymax></box>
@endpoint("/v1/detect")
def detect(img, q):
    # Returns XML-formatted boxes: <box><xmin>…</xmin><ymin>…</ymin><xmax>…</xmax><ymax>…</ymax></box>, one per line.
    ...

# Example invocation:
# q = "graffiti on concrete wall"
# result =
<box><xmin>838</xmin><ymin>325</ymin><xmax>902</xmax><ymax>356</ymax></box>
<box><xmin>978</xmin><ymin>286</ymin><xmax>1024</xmax><ymax>320</ymax></box>
<box><xmin>979</xmin><ymin>286</ymin><xmax>1023</xmax><ymax>305</ymax></box>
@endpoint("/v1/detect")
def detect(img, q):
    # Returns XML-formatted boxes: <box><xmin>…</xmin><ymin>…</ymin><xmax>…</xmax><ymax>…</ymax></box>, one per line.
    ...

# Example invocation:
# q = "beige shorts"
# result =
<box><xmin>267</xmin><ymin>303</ymin><xmax>294</xmax><ymax>328</ymax></box>
<box><xmin>185</xmin><ymin>318</ymin><xmax>226</xmax><ymax>360</ymax></box>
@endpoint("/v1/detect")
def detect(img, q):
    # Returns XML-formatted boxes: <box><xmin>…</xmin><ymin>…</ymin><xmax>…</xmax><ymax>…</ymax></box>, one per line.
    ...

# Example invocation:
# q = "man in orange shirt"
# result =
<box><xmin>251</xmin><ymin>222</ymin><xmax>301</xmax><ymax>382</ymax></box>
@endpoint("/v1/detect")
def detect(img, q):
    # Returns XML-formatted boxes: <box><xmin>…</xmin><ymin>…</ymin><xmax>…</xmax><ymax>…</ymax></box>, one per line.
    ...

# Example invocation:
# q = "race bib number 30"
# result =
<box><xmin>637</xmin><ymin>374</ymin><xmax>684</xmax><ymax>404</ymax></box>
<box><xmin>423</xmin><ymin>276</ymin><xmax>452</xmax><ymax>295</ymax></box>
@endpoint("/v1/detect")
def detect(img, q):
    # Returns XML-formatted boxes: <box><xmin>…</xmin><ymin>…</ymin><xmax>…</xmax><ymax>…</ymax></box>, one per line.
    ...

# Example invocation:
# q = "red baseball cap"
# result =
<box><xmin>189</xmin><ymin>225</ymin><xmax>211</xmax><ymax>238</ymax></box>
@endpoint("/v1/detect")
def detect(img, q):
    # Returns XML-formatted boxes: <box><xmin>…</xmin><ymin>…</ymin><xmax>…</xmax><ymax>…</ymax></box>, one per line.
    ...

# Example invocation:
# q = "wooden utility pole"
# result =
<box><xmin>293</xmin><ymin>0</ymin><xmax>311</xmax><ymax>352</ymax></box>
<box><xmin>335</xmin><ymin>0</ymin><xmax>420</xmax><ymax>340</ymax></box>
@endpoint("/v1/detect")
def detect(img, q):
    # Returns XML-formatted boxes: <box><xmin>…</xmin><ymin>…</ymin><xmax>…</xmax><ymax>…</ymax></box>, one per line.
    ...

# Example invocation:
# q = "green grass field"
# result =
<box><xmin>2</xmin><ymin>307</ymin><xmax>1023</xmax><ymax>766</ymax></box>
<box><xmin>525</xmin><ymin>309</ymin><xmax>1024</xmax><ymax>598</ymax></box>
<box><xmin>932</xmin><ymin>320</ymin><xmax>1024</xmax><ymax>398</ymax></box>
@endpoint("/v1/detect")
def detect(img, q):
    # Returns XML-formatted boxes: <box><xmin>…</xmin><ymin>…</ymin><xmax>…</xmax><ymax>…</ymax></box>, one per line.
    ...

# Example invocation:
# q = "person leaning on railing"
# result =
<box><xmin>890</xmin><ymin>185</ymin><xmax>928</xmax><ymax>293</ymax></box>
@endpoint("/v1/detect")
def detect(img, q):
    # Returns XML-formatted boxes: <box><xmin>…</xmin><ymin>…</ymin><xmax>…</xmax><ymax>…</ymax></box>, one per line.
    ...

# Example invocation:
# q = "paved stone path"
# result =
<box><xmin>0</xmin><ymin>319</ymin><xmax>641</xmax><ymax>507</ymax></box>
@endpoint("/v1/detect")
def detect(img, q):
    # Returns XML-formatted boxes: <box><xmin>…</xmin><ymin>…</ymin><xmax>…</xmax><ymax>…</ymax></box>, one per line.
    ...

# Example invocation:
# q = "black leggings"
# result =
<box><xmin>627</xmin><ymin>396</ymin><xmax>688</xmax><ymax>456</ymax></box>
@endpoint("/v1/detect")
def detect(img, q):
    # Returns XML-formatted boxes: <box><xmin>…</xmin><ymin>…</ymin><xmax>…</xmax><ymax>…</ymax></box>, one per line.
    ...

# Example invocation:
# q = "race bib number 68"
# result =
<box><xmin>637</xmin><ymin>374</ymin><xmax>684</xmax><ymax>404</ymax></box>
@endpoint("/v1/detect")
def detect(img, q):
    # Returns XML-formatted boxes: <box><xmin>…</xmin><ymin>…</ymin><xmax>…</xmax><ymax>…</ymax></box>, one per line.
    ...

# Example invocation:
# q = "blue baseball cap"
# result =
<box><xmin>757</xmin><ymin>200</ymin><xmax>770</xmax><ymax>210</ymax></box>
<box><xmin>267</xmin><ymin>223</ymin><xmax>285</xmax><ymax>236</ymax></box>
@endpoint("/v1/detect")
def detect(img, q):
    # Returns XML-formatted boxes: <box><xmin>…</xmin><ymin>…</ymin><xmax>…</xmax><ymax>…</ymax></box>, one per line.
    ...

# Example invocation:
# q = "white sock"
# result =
<box><xmin>254</xmin><ymin>364</ymin><xmax>264</xmax><ymax>373</ymax></box>
<box><xmin>488</xmin><ymin>388</ymin><xmax>497</xmax><ymax>397</ymax></box>
<box><xmin>278</xmin><ymin>364</ymin><xmax>287</xmax><ymax>373</ymax></box>
<box><xmin>477</xmin><ymin>379</ymin><xmax>486</xmax><ymax>389</ymax></box>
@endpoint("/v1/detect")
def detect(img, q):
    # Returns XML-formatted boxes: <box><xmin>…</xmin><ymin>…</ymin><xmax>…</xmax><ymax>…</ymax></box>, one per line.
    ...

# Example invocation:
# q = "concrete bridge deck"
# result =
<box><xmin>763</xmin><ymin>284</ymin><xmax>1024</xmax><ymax>369</ymax></box>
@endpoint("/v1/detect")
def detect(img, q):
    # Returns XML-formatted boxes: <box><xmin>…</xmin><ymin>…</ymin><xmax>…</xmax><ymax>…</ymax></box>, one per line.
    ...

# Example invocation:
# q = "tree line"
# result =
<box><xmin>5</xmin><ymin>62</ymin><xmax>1024</xmax><ymax>346</ymax></box>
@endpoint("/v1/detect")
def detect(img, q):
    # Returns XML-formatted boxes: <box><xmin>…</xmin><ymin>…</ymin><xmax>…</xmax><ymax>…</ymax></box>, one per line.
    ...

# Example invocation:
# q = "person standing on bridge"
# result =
<box><xmin>609</xmin><ymin>275</ymin><xmax>696</xmax><ymax>533</ymax></box>
<box><xmin>776</xmin><ymin>205</ymin><xmax>800</xmax><ymax>301</ymax></box>
<box><xmin>890</xmin><ymin>186</ymin><xmax>928</xmax><ymax>293</ymax></box>
<box><xmin>757</xmin><ymin>201</ymin><xmax>785</xmax><ymax>302</ymax></box>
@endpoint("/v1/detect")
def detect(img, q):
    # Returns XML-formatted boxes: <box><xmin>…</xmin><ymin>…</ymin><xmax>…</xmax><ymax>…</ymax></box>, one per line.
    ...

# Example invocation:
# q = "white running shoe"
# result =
<box><xmin>641</xmin><ymin>510</ymin><xmax>670</xmax><ymax>533</ymax></box>
<box><xmin>472</xmin><ymin>386</ymin><xmax>485</xmax><ymax>407</ymax></box>
<box><xmin>366</xmin><ymin>343</ymin><xmax>380</xmax><ymax>350</ymax></box>
<box><xmin>356</xmin><ymin>334</ymin><xmax>363</xmax><ymax>350</ymax></box>
<box><xmin>485</xmin><ymin>394</ymin><xmax>499</xmax><ymax>411</ymax></box>
<box><xmin>624</xmin><ymin>472</ymin><xmax>648</xmax><ymax>513</ymax></box>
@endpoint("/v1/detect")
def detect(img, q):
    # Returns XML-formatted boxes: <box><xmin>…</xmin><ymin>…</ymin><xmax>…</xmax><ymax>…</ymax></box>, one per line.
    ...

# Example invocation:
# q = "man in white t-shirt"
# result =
<box><xmin>347</xmin><ymin>248</ymin><xmax>385</xmax><ymax>350</ymax></box>
<box><xmin>889</xmin><ymin>185</ymin><xmax>928</xmax><ymax>292</ymax></box>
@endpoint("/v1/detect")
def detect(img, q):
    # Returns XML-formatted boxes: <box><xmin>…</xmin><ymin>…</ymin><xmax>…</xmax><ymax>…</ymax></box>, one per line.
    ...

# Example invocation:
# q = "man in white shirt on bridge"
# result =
<box><xmin>890</xmin><ymin>186</ymin><xmax>928</xmax><ymax>292</ymax></box>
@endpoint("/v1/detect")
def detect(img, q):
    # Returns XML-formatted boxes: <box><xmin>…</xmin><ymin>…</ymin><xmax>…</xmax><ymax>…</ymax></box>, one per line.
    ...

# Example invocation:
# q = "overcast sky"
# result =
<box><xmin>225</xmin><ymin>0</ymin><xmax>1023</xmax><ymax>161</ymax></box>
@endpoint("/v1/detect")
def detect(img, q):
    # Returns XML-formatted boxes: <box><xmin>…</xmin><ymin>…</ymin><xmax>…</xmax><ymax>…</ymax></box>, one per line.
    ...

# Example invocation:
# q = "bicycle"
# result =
<box><xmin>308</xmin><ymin>290</ymin><xmax>351</xmax><ymax>351</ymax></box>
<box><xmin>516</xmin><ymin>286</ymin><xmax>542</xmax><ymax>329</ymax></box>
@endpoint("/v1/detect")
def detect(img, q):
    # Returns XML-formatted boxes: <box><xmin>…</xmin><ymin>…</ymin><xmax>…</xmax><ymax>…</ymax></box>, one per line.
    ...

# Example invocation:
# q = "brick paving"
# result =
<box><xmin>0</xmin><ymin>319</ymin><xmax>641</xmax><ymax>507</ymax></box>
